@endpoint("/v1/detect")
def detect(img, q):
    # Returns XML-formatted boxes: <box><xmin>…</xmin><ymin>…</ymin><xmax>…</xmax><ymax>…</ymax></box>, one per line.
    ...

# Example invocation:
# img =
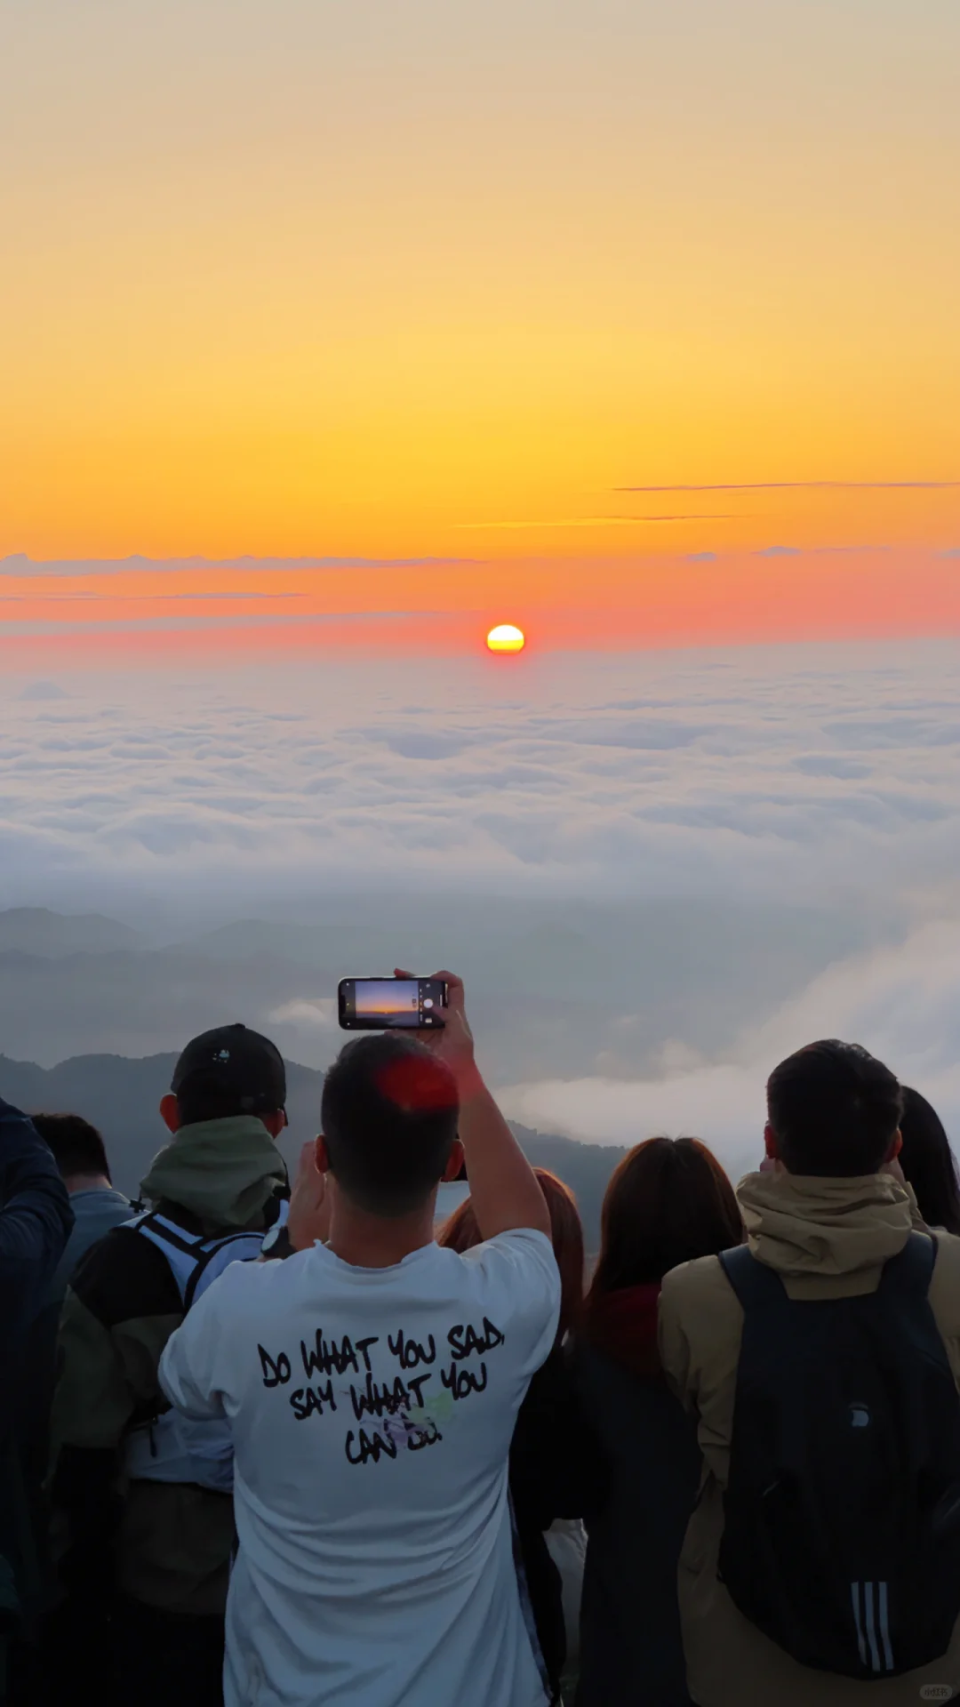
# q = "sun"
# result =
<box><xmin>486</xmin><ymin>624</ymin><xmax>525</xmax><ymax>654</ymax></box>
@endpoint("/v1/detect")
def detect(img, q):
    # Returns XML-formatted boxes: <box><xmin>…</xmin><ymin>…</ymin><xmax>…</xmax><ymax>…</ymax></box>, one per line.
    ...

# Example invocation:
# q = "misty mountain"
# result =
<box><xmin>0</xmin><ymin>1051</ymin><xmax>623</xmax><ymax>1248</ymax></box>
<box><xmin>0</xmin><ymin>899</ymin><xmax>888</xmax><ymax>1087</ymax></box>
<box><xmin>0</xmin><ymin>908</ymin><xmax>142</xmax><ymax>958</ymax></box>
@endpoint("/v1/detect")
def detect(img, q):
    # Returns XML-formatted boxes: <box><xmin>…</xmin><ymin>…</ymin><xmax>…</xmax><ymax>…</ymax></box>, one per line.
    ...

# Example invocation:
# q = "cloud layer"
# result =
<box><xmin>1</xmin><ymin>639</ymin><xmax>959</xmax><ymax>926</ymax></box>
<box><xmin>2</xmin><ymin>637</ymin><xmax>959</xmax><ymax>1163</ymax></box>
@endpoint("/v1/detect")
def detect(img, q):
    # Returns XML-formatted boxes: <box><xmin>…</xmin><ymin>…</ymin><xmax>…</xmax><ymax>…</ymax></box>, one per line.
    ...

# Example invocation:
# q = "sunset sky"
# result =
<box><xmin>3</xmin><ymin>3</ymin><xmax>960</xmax><ymax>1157</ymax></box>
<box><xmin>2</xmin><ymin>0</ymin><xmax>959</xmax><ymax>661</ymax></box>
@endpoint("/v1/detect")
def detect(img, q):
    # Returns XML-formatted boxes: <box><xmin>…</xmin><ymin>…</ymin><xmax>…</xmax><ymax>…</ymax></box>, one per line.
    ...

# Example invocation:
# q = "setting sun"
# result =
<box><xmin>486</xmin><ymin>624</ymin><xmax>525</xmax><ymax>654</ymax></box>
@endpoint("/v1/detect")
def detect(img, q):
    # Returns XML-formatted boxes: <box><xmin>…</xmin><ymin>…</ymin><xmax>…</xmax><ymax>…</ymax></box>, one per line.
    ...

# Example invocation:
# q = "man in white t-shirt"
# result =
<box><xmin>159</xmin><ymin>971</ymin><xmax>560</xmax><ymax>1707</ymax></box>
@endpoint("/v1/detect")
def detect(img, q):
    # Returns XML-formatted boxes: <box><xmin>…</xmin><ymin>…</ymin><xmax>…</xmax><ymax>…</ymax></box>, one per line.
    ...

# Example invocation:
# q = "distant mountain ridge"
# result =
<box><xmin>0</xmin><ymin>900</ymin><xmax>886</xmax><ymax>1089</ymax></box>
<box><xmin>0</xmin><ymin>908</ymin><xmax>142</xmax><ymax>957</ymax></box>
<box><xmin>0</xmin><ymin>1051</ymin><xmax>623</xmax><ymax>1248</ymax></box>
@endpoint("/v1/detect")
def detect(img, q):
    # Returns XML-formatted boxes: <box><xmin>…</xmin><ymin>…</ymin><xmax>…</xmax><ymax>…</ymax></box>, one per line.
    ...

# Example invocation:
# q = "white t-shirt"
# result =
<box><xmin>159</xmin><ymin>1227</ymin><xmax>561</xmax><ymax>1707</ymax></box>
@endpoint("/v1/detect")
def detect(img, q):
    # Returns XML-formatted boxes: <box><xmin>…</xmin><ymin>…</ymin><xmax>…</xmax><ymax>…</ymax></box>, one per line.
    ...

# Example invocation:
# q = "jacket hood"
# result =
<box><xmin>583</xmin><ymin>1281</ymin><xmax>663</xmax><ymax>1377</ymax></box>
<box><xmin>140</xmin><ymin>1115</ymin><xmax>287</xmax><ymax>1229</ymax></box>
<box><xmin>737</xmin><ymin>1169</ymin><xmax>915</xmax><ymax>1279</ymax></box>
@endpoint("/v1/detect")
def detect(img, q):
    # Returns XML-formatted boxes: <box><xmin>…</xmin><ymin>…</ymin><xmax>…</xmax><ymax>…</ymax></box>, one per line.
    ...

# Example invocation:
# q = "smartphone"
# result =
<box><xmin>338</xmin><ymin>977</ymin><xmax>448</xmax><ymax>1031</ymax></box>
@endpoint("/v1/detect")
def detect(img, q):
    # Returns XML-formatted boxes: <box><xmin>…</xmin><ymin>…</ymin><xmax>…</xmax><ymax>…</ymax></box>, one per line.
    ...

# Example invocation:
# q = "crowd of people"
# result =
<box><xmin>0</xmin><ymin>971</ymin><xmax>959</xmax><ymax>1705</ymax></box>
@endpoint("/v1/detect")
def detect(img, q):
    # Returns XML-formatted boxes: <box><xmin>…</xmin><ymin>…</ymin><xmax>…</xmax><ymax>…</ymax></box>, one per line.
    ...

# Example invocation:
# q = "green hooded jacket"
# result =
<box><xmin>50</xmin><ymin>1116</ymin><xmax>287</xmax><ymax>1617</ymax></box>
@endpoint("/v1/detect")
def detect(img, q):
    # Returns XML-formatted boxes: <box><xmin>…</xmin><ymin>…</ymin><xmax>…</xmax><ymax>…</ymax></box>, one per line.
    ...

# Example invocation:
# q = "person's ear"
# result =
<box><xmin>315</xmin><ymin>1134</ymin><xmax>331</xmax><ymax>1175</ymax></box>
<box><xmin>441</xmin><ymin>1139</ymin><xmax>465</xmax><ymax>1185</ymax></box>
<box><xmin>160</xmin><ymin>1094</ymin><xmax>180</xmax><ymax>1135</ymax></box>
<box><xmin>885</xmin><ymin>1128</ymin><xmax>903</xmax><ymax>1164</ymax></box>
<box><xmin>763</xmin><ymin>1121</ymin><xmax>779</xmax><ymax>1160</ymax></box>
<box><xmin>261</xmin><ymin>1110</ymin><xmax>287</xmax><ymax>1141</ymax></box>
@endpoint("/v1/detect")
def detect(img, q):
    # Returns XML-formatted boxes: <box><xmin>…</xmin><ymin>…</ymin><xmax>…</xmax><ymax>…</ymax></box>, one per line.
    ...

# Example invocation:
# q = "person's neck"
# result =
<box><xmin>63</xmin><ymin>1172</ymin><xmax>114</xmax><ymax>1196</ymax></box>
<box><xmin>327</xmin><ymin>1196</ymin><xmax>437</xmax><ymax>1269</ymax></box>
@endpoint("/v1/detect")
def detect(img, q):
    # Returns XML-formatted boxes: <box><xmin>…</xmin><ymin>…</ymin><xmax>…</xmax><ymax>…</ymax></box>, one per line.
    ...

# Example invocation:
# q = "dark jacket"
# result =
<box><xmin>49</xmin><ymin>1116</ymin><xmax>286</xmax><ymax>1624</ymax></box>
<box><xmin>0</xmin><ymin>1099</ymin><xmax>73</xmax><ymax>1622</ymax></box>
<box><xmin>0</xmin><ymin>1099</ymin><xmax>73</xmax><ymax>1386</ymax></box>
<box><xmin>20</xmin><ymin>1189</ymin><xmax>133</xmax><ymax>1522</ymax></box>
<box><xmin>573</xmin><ymin>1283</ymin><xmax>700</xmax><ymax>1707</ymax></box>
<box><xmin>510</xmin><ymin>1345</ymin><xmax>580</xmax><ymax>1700</ymax></box>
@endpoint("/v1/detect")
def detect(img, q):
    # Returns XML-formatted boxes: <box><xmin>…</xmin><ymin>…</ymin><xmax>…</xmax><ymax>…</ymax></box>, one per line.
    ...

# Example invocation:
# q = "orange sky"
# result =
<box><xmin>1</xmin><ymin>547</ymin><xmax>958</xmax><ymax>665</ymax></box>
<box><xmin>2</xmin><ymin>1</ymin><xmax>959</xmax><ymax>653</ymax></box>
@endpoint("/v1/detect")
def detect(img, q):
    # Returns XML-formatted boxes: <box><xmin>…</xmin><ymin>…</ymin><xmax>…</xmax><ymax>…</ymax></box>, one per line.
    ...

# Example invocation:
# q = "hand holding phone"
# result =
<box><xmin>392</xmin><ymin>967</ymin><xmax>479</xmax><ymax>1093</ymax></box>
<box><xmin>393</xmin><ymin>969</ymin><xmax>548</xmax><ymax>1240</ymax></box>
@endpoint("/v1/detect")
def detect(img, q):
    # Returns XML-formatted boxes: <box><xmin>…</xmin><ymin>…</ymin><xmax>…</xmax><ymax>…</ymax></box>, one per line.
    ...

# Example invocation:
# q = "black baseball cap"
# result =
<box><xmin>171</xmin><ymin>1024</ymin><xmax>287</xmax><ymax>1115</ymax></box>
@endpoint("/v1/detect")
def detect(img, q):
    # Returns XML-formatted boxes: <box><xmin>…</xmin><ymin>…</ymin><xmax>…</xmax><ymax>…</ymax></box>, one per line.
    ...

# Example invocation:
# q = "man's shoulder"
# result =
<box><xmin>464</xmin><ymin>1226</ymin><xmax>555</xmax><ymax>1261</ymax></box>
<box><xmin>197</xmin><ymin>1244</ymin><xmax>314</xmax><ymax>1313</ymax></box>
<box><xmin>456</xmin><ymin>1227</ymin><xmax>559</xmax><ymax>1289</ymax></box>
<box><xmin>436</xmin><ymin>1231</ymin><xmax>559</xmax><ymax>1347</ymax></box>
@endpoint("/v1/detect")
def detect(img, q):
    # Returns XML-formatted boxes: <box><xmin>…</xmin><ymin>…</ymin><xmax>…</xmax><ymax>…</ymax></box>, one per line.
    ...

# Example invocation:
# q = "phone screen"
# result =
<box><xmin>356</xmin><ymin>979</ymin><xmax>419</xmax><ymax>1020</ymax></box>
<box><xmin>338</xmin><ymin>977</ymin><xmax>447</xmax><ymax>1030</ymax></box>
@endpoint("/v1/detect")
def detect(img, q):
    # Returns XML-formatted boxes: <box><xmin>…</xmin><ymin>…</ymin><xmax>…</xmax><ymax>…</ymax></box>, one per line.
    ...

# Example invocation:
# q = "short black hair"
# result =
<box><xmin>32</xmin><ymin>1112</ymin><xmax>111</xmax><ymax>1182</ymax></box>
<box><xmin>766</xmin><ymin>1040</ymin><xmax>903</xmax><ymax>1177</ymax></box>
<box><xmin>175</xmin><ymin>1085</ymin><xmax>285</xmax><ymax>1127</ymax></box>
<box><xmin>321</xmin><ymin>1034</ymin><xmax>459</xmax><ymax>1218</ymax></box>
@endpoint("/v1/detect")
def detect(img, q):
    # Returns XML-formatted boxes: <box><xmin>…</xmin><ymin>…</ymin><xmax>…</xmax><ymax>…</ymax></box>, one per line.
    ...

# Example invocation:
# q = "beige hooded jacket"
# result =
<box><xmin>659</xmin><ymin>1170</ymin><xmax>960</xmax><ymax>1707</ymax></box>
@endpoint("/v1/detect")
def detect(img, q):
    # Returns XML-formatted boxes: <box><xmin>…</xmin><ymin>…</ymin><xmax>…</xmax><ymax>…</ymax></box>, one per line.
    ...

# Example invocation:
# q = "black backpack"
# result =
<box><xmin>718</xmin><ymin>1234</ymin><xmax>960</xmax><ymax>1679</ymax></box>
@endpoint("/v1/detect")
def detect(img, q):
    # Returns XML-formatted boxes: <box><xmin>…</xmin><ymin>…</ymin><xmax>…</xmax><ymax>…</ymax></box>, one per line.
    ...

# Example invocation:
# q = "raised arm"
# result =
<box><xmin>0</xmin><ymin>1097</ymin><xmax>73</xmax><ymax>1366</ymax></box>
<box><xmin>398</xmin><ymin>968</ymin><xmax>550</xmax><ymax>1243</ymax></box>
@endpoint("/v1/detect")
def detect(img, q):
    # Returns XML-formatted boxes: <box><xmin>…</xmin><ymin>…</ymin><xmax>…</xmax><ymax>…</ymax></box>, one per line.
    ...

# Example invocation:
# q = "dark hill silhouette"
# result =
<box><xmin>0</xmin><ymin>1053</ymin><xmax>623</xmax><ymax>1248</ymax></box>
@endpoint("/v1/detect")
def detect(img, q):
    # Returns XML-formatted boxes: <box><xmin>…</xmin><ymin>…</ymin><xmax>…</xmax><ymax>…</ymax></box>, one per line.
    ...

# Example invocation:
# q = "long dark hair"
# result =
<box><xmin>586</xmin><ymin>1136</ymin><xmax>743</xmax><ymax>1309</ymax></box>
<box><xmin>439</xmin><ymin>1168</ymin><xmax>585</xmax><ymax>1342</ymax></box>
<box><xmin>899</xmin><ymin>1087</ymin><xmax>960</xmax><ymax>1236</ymax></box>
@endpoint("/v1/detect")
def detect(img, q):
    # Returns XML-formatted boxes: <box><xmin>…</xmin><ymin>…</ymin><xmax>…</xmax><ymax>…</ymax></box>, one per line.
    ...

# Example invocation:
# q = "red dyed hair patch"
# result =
<box><xmin>375</xmin><ymin>1053</ymin><xmax>458</xmax><ymax>1113</ymax></box>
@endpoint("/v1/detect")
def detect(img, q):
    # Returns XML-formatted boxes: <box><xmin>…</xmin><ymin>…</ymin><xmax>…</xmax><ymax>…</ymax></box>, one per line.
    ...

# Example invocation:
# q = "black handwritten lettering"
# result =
<box><xmin>441</xmin><ymin>1359</ymin><xmax>488</xmax><ymax>1400</ymax></box>
<box><xmin>387</xmin><ymin>1329</ymin><xmax>437</xmax><ymax>1370</ymax></box>
<box><xmin>355</xmin><ymin>1336</ymin><xmax>379</xmax><ymax>1373</ymax></box>
<box><xmin>447</xmin><ymin>1319</ymin><xmax>504</xmax><ymax>1362</ymax></box>
<box><xmin>301</xmin><ymin>1330</ymin><xmax>365</xmax><ymax>1379</ymax></box>
<box><xmin>350</xmin><ymin>1374</ymin><xmax>419</xmax><ymax>1423</ymax></box>
<box><xmin>345</xmin><ymin>1426</ymin><xmax>399</xmax><ymax>1466</ymax></box>
<box><xmin>407</xmin><ymin>1417</ymin><xmax>443</xmax><ymax>1452</ymax></box>
<box><xmin>289</xmin><ymin>1381</ymin><xmax>337</xmax><ymax>1421</ymax></box>
<box><xmin>258</xmin><ymin>1344</ymin><xmax>292</xmax><ymax>1387</ymax></box>
<box><xmin>405</xmin><ymin>1372</ymin><xmax>431</xmax><ymax>1408</ymax></box>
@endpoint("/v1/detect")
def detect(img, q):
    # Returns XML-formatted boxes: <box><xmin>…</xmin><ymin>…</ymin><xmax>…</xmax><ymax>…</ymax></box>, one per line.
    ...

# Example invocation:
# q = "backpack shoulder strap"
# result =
<box><xmin>123</xmin><ymin>1208</ymin><xmax>205</xmax><ymax>1255</ymax></box>
<box><xmin>878</xmin><ymin>1230</ymin><xmax>937</xmax><ymax>1298</ymax></box>
<box><xmin>719</xmin><ymin>1244</ymin><xmax>787</xmax><ymax>1310</ymax></box>
<box><xmin>182</xmin><ymin>1230</ymin><xmax>264</xmax><ymax>1310</ymax></box>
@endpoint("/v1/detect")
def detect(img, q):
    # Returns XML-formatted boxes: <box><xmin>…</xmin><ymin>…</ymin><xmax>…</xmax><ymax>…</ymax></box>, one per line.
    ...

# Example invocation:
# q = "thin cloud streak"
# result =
<box><xmin>0</xmin><ymin>555</ymin><xmax>478</xmax><ymax>578</ymax></box>
<box><xmin>614</xmin><ymin>481</ymin><xmax>960</xmax><ymax>493</ymax></box>
<box><xmin>0</xmin><ymin>610</ymin><xmax>451</xmax><ymax>637</ymax></box>
<box><xmin>454</xmin><ymin>516</ymin><xmax>737</xmax><ymax>530</ymax></box>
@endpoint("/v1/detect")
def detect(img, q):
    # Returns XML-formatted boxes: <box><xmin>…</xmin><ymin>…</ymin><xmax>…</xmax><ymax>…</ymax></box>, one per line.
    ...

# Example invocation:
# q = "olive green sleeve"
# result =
<box><xmin>52</xmin><ymin>1286</ymin><xmax>183</xmax><ymax>1457</ymax></box>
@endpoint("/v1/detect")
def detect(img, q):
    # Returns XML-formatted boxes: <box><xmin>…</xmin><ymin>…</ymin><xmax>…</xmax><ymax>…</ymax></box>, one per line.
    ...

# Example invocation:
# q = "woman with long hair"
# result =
<box><xmin>441</xmin><ymin>1167</ymin><xmax>584</xmax><ymax>1343</ymax></box>
<box><xmin>574</xmin><ymin>1137</ymin><xmax>743</xmax><ymax>1707</ymax></box>
<box><xmin>898</xmin><ymin>1086</ymin><xmax>960</xmax><ymax>1235</ymax></box>
<box><xmin>439</xmin><ymin>1169</ymin><xmax>585</xmax><ymax>1705</ymax></box>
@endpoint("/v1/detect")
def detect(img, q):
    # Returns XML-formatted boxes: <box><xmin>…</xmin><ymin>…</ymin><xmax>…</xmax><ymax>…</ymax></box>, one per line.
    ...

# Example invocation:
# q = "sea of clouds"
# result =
<box><xmin>499</xmin><ymin>918</ymin><xmax>960</xmax><ymax>1177</ymax></box>
<box><xmin>2</xmin><ymin>636</ymin><xmax>959</xmax><ymax>1167</ymax></box>
<box><xmin>3</xmin><ymin>639</ymin><xmax>959</xmax><ymax>910</ymax></box>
